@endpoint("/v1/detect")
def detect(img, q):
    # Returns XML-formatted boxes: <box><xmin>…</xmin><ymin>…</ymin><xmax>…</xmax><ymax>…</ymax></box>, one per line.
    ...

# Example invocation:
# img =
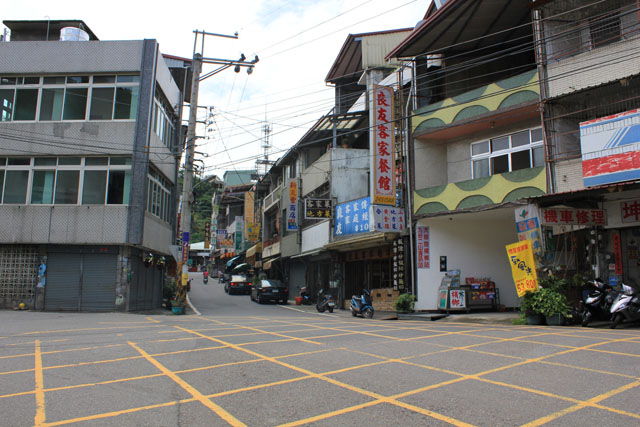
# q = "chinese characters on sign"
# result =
<box><xmin>540</xmin><ymin>208</ymin><xmax>607</xmax><ymax>226</ymax></box>
<box><xmin>181</xmin><ymin>232</ymin><xmax>189</xmax><ymax>263</ymax></box>
<box><xmin>514</xmin><ymin>205</ymin><xmax>543</xmax><ymax>257</ymax></box>
<box><xmin>372</xmin><ymin>206</ymin><xmax>404</xmax><ymax>231</ymax></box>
<box><xmin>247</xmin><ymin>223</ymin><xmax>260</xmax><ymax>242</ymax></box>
<box><xmin>449</xmin><ymin>289</ymin><xmax>466</xmax><ymax>309</ymax></box>
<box><xmin>621</xmin><ymin>200</ymin><xmax>640</xmax><ymax>223</ymax></box>
<box><xmin>287</xmin><ymin>180</ymin><xmax>298</xmax><ymax>231</ymax></box>
<box><xmin>416</xmin><ymin>226</ymin><xmax>430</xmax><ymax>269</ymax></box>
<box><xmin>305</xmin><ymin>199</ymin><xmax>333</xmax><ymax>219</ymax></box>
<box><xmin>335</xmin><ymin>197</ymin><xmax>370</xmax><ymax>236</ymax></box>
<box><xmin>372</xmin><ymin>86</ymin><xmax>395</xmax><ymax>205</ymax></box>
<box><xmin>204</xmin><ymin>222</ymin><xmax>211</xmax><ymax>249</ymax></box>
<box><xmin>393</xmin><ymin>239</ymin><xmax>405</xmax><ymax>291</ymax></box>
<box><xmin>505</xmin><ymin>240</ymin><xmax>539</xmax><ymax>297</ymax></box>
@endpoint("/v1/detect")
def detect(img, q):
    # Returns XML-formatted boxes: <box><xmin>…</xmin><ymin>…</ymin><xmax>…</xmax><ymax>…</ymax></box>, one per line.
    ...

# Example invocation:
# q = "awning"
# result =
<box><xmin>323</xmin><ymin>232</ymin><xmax>399</xmax><ymax>252</ymax></box>
<box><xmin>246</xmin><ymin>242</ymin><xmax>262</xmax><ymax>258</ymax></box>
<box><xmin>290</xmin><ymin>249</ymin><xmax>323</xmax><ymax>259</ymax></box>
<box><xmin>263</xmin><ymin>257</ymin><xmax>280</xmax><ymax>270</ymax></box>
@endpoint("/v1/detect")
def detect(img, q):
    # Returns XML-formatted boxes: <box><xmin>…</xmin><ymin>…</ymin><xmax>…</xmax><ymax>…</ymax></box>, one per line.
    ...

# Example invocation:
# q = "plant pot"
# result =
<box><xmin>295</xmin><ymin>297</ymin><xmax>303</xmax><ymax>305</ymax></box>
<box><xmin>545</xmin><ymin>313</ymin><xmax>565</xmax><ymax>326</ymax></box>
<box><xmin>172</xmin><ymin>306</ymin><xmax>184</xmax><ymax>315</ymax></box>
<box><xmin>525</xmin><ymin>313</ymin><xmax>545</xmax><ymax>325</ymax></box>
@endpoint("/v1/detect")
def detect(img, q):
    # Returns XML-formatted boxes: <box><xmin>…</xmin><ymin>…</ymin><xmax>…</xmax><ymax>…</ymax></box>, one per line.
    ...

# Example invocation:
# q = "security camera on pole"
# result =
<box><xmin>177</xmin><ymin>30</ymin><xmax>258</xmax><ymax>297</ymax></box>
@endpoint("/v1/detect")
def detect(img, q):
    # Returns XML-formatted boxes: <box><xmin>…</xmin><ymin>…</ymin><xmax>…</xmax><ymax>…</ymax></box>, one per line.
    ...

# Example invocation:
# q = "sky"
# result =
<box><xmin>2</xmin><ymin>0</ymin><xmax>431</xmax><ymax>179</ymax></box>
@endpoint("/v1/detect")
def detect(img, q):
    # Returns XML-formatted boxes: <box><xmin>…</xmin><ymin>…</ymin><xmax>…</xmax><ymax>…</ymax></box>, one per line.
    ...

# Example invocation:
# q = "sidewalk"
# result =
<box><xmin>287</xmin><ymin>301</ymin><xmax>519</xmax><ymax>325</ymax></box>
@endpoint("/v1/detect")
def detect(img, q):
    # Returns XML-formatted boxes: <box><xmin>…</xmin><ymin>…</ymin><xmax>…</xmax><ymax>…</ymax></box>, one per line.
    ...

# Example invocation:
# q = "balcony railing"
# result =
<box><xmin>263</xmin><ymin>185</ymin><xmax>282</xmax><ymax>213</ymax></box>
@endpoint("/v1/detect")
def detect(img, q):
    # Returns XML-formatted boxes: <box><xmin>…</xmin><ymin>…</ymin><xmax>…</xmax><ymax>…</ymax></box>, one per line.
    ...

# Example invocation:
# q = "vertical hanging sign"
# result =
<box><xmin>287</xmin><ymin>180</ymin><xmax>298</xmax><ymax>231</ymax></box>
<box><xmin>372</xmin><ymin>85</ymin><xmax>396</xmax><ymax>205</ymax></box>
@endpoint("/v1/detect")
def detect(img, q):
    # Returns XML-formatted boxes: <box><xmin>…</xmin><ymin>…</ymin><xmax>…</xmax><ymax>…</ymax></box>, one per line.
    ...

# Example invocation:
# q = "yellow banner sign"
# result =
<box><xmin>506</xmin><ymin>240</ymin><xmax>539</xmax><ymax>297</ymax></box>
<box><xmin>247</xmin><ymin>223</ymin><xmax>260</xmax><ymax>242</ymax></box>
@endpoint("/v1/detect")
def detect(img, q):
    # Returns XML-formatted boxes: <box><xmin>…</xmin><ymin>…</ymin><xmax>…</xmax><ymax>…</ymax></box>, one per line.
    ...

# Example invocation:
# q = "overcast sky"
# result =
<box><xmin>3</xmin><ymin>0</ymin><xmax>430</xmax><ymax>178</ymax></box>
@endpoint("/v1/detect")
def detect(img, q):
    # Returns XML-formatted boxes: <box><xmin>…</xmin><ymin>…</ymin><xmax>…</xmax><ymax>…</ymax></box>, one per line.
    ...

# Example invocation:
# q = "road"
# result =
<box><xmin>1</xmin><ymin>273</ymin><xmax>639</xmax><ymax>426</ymax></box>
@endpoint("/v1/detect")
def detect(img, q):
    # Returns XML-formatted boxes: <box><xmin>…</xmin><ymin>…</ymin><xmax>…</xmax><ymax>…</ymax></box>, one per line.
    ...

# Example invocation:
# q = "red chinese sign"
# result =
<box><xmin>613</xmin><ymin>231</ymin><xmax>623</xmax><ymax>275</ymax></box>
<box><xmin>621</xmin><ymin>200</ymin><xmax>640</xmax><ymax>223</ymax></box>
<box><xmin>540</xmin><ymin>208</ymin><xmax>606</xmax><ymax>226</ymax></box>
<box><xmin>416</xmin><ymin>225</ymin><xmax>430</xmax><ymax>269</ymax></box>
<box><xmin>372</xmin><ymin>86</ymin><xmax>395</xmax><ymax>205</ymax></box>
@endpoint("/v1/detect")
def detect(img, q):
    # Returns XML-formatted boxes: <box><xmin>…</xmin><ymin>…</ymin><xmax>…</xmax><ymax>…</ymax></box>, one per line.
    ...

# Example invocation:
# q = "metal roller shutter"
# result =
<box><xmin>45</xmin><ymin>254</ymin><xmax>81</xmax><ymax>311</ymax></box>
<box><xmin>80</xmin><ymin>254</ymin><xmax>117</xmax><ymax>312</ymax></box>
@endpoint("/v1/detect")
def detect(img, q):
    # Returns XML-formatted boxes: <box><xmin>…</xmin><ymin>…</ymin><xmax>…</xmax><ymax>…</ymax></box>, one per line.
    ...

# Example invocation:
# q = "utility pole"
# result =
<box><xmin>177</xmin><ymin>30</ymin><xmax>258</xmax><ymax>291</ymax></box>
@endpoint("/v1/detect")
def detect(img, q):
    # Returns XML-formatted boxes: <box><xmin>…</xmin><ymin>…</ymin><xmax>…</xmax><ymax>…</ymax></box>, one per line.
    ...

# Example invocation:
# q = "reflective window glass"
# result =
<box><xmin>34</xmin><ymin>158</ymin><xmax>57</xmax><ymax>166</ymax></box>
<box><xmin>471</xmin><ymin>141</ymin><xmax>489</xmax><ymax>156</ymax></box>
<box><xmin>3</xmin><ymin>170</ymin><xmax>29</xmax><ymax>204</ymax></box>
<box><xmin>85</xmin><ymin>157</ymin><xmax>108</xmax><ymax>166</ymax></box>
<box><xmin>93</xmin><ymin>75</ymin><xmax>115</xmax><ymax>84</ymax></box>
<box><xmin>31</xmin><ymin>170</ymin><xmax>55</xmax><ymax>204</ymax></box>
<box><xmin>54</xmin><ymin>170</ymin><xmax>79</xmax><ymax>204</ymax></box>
<box><xmin>114</xmin><ymin>87</ymin><xmax>138</xmax><ymax>119</ymax></box>
<box><xmin>43</xmin><ymin>76</ymin><xmax>66</xmax><ymax>85</ymax></box>
<box><xmin>511</xmin><ymin>150</ymin><xmax>531</xmax><ymax>171</ymax></box>
<box><xmin>90</xmin><ymin>87</ymin><xmax>114</xmax><ymax>120</ymax></box>
<box><xmin>40</xmin><ymin>88</ymin><xmax>65</xmax><ymax>121</ymax></box>
<box><xmin>473</xmin><ymin>159</ymin><xmax>489</xmax><ymax>178</ymax></box>
<box><xmin>14</xmin><ymin>89</ymin><xmax>38</xmax><ymax>120</ymax></box>
<box><xmin>533</xmin><ymin>146</ymin><xmax>545</xmax><ymax>167</ymax></box>
<box><xmin>23</xmin><ymin>77</ymin><xmax>40</xmax><ymax>84</ymax></box>
<box><xmin>58</xmin><ymin>157</ymin><xmax>81</xmax><ymax>165</ymax></box>
<box><xmin>0</xmin><ymin>170</ymin><xmax>3</xmax><ymax>203</ymax></box>
<box><xmin>107</xmin><ymin>170</ymin><xmax>131</xmax><ymax>204</ymax></box>
<box><xmin>8</xmin><ymin>158</ymin><xmax>30</xmax><ymax>166</ymax></box>
<box><xmin>110</xmin><ymin>157</ymin><xmax>131</xmax><ymax>165</ymax></box>
<box><xmin>531</xmin><ymin>128</ymin><xmax>543</xmax><ymax>142</ymax></box>
<box><xmin>117</xmin><ymin>75</ymin><xmax>140</xmax><ymax>83</ymax></box>
<box><xmin>62</xmin><ymin>88</ymin><xmax>87</xmax><ymax>120</ymax></box>
<box><xmin>82</xmin><ymin>170</ymin><xmax>107</xmax><ymax>204</ymax></box>
<box><xmin>66</xmin><ymin>76</ymin><xmax>89</xmax><ymax>84</ymax></box>
<box><xmin>0</xmin><ymin>89</ymin><xmax>14</xmax><ymax>121</ymax></box>
<box><xmin>491</xmin><ymin>136</ymin><xmax>509</xmax><ymax>152</ymax></box>
<box><xmin>511</xmin><ymin>130</ymin><xmax>530</xmax><ymax>148</ymax></box>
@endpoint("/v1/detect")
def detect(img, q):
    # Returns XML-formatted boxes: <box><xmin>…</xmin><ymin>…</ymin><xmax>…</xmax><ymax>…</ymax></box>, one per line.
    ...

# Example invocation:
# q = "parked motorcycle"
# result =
<box><xmin>581</xmin><ymin>278</ymin><xmax>614</xmax><ymax>327</ymax></box>
<box><xmin>316</xmin><ymin>289</ymin><xmax>336</xmax><ymax>313</ymax></box>
<box><xmin>610</xmin><ymin>283</ymin><xmax>640</xmax><ymax>329</ymax></box>
<box><xmin>350</xmin><ymin>289</ymin><xmax>374</xmax><ymax>318</ymax></box>
<box><xmin>300</xmin><ymin>287</ymin><xmax>313</xmax><ymax>305</ymax></box>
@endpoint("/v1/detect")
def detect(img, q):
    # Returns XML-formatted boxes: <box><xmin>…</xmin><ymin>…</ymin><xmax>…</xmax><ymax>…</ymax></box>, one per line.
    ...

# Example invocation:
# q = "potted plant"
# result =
<box><xmin>536</xmin><ymin>287</ymin><xmax>570</xmax><ymax>326</ymax></box>
<box><xmin>171</xmin><ymin>293</ymin><xmax>186</xmax><ymax>315</ymax></box>
<box><xmin>520</xmin><ymin>290</ymin><xmax>545</xmax><ymax>325</ymax></box>
<box><xmin>394</xmin><ymin>293</ymin><xmax>416</xmax><ymax>314</ymax></box>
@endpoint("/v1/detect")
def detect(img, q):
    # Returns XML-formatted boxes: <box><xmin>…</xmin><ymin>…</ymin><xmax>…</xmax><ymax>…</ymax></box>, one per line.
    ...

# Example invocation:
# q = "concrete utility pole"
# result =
<box><xmin>178</xmin><ymin>30</ymin><xmax>258</xmax><ymax>288</ymax></box>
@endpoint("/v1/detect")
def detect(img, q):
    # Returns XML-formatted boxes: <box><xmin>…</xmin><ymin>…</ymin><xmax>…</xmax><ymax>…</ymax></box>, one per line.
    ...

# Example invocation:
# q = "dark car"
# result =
<box><xmin>251</xmin><ymin>279</ymin><xmax>289</xmax><ymax>304</ymax></box>
<box><xmin>225</xmin><ymin>274</ymin><xmax>252</xmax><ymax>295</ymax></box>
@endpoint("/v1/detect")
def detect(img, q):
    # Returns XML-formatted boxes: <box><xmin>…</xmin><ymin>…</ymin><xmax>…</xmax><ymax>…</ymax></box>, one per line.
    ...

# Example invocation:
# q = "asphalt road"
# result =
<box><xmin>1</xmin><ymin>273</ymin><xmax>639</xmax><ymax>427</ymax></box>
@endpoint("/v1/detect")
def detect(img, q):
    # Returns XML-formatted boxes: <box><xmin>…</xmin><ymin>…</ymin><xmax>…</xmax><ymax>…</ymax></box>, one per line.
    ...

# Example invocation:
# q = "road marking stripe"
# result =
<box><xmin>128</xmin><ymin>341</ymin><xmax>246</xmax><ymax>427</ymax></box>
<box><xmin>34</xmin><ymin>340</ymin><xmax>45</xmax><ymax>426</ymax></box>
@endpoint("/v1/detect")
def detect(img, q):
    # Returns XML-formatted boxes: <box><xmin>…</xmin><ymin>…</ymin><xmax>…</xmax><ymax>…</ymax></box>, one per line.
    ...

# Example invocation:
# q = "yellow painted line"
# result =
<box><xmin>128</xmin><ymin>341</ymin><xmax>246</xmax><ymax>427</ymax></box>
<box><xmin>23</xmin><ymin>325</ymin><xmax>164</xmax><ymax>335</ymax></box>
<box><xmin>539</xmin><ymin>360</ymin><xmax>640</xmax><ymax>379</ymax></box>
<box><xmin>276</xmin><ymin>400</ymin><xmax>383</xmax><ymax>427</ymax></box>
<box><xmin>42</xmin><ymin>398</ymin><xmax>196</xmax><ymax>427</ymax></box>
<box><xmin>201</xmin><ymin>318</ymin><xmax>323</xmax><ymax>346</ymax></box>
<box><xmin>522</xmin><ymin>380</ymin><xmax>640</xmax><ymax>426</ymax></box>
<box><xmin>146</xmin><ymin>317</ymin><xmax>161</xmax><ymax>323</ymax></box>
<box><xmin>34</xmin><ymin>340</ymin><xmax>46</xmax><ymax>426</ymax></box>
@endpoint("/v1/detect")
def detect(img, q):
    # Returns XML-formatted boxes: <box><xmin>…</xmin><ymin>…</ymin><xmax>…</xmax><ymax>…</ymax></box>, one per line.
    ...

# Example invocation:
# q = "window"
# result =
<box><xmin>590</xmin><ymin>12</ymin><xmax>621</xmax><ymax>48</ymax></box>
<box><xmin>0</xmin><ymin>157</ymin><xmax>132</xmax><ymax>206</ymax></box>
<box><xmin>471</xmin><ymin>128</ymin><xmax>544</xmax><ymax>178</ymax></box>
<box><xmin>152</xmin><ymin>89</ymin><xmax>175</xmax><ymax>148</ymax></box>
<box><xmin>0</xmin><ymin>74</ymin><xmax>139</xmax><ymax>122</ymax></box>
<box><xmin>146</xmin><ymin>168</ymin><xmax>171</xmax><ymax>222</ymax></box>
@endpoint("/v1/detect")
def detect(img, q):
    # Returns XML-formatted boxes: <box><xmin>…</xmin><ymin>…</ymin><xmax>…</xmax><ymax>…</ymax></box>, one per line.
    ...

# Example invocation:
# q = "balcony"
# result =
<box><xmin>412</xmin><ymin>69</ymin><xmax>539</xmax><ymax>140</ymax></box>
<box><xmin>262</xmin><ymin>185</ymin><xmax>281</xmax><ymax>213</ymax></box>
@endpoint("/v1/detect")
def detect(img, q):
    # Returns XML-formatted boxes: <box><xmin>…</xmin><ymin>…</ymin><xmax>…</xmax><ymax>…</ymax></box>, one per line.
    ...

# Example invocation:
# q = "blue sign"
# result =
<box><xmin>335</xmin><ymin>197</ymin><xmax>370</xmax><ymax>236</ymax></box>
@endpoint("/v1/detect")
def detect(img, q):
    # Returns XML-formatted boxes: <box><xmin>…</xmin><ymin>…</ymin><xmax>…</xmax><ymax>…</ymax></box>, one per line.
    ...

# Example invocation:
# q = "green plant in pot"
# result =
<box><xmin>536</xmin><ymin>287</ymin><xmax>570</xmax><ymax>326</ymax></box>
<box><xmin>520</xmin><ymin>290</ymin><xmax>545</xmax><ymax>325</ymax></box>
<box><xmin>394</xmin><ymin>293</ymin><xmax>416</xmax><ymax>313</ymax></box>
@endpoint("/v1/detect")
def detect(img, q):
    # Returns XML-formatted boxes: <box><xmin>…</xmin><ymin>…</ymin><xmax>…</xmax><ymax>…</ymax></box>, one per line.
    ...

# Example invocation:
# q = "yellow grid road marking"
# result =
<box><xmin>128</xmin><ymin>341</ymin><xmax>246</xmax><ymax>427</ymax></box>
<box><xmin>34</xmin><ymin>340</ymin><xmax>45</xmax><ymax>426</ymax></box>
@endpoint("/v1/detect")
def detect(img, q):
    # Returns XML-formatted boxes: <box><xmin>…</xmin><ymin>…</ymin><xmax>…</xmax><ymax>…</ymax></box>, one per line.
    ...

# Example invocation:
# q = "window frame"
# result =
<box><xmin>470</xmin><ymin>128</ymin><xmax>544</xmax><ymax>179</ymax></box>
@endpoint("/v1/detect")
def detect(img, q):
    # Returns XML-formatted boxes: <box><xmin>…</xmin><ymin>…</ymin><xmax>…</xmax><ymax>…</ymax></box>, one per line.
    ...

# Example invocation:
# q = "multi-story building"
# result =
<box><xmin>0</xmin><ymin>20</ymin><xmax>186</xmax><ymax>311</ymax></box>
<box><xmin>530</xmin><ymin>0</ymin><xmax>640</xmax><ymax>287</ymax></box>
<box><xmin>387</xmin><ymin>0</ymin><xmax>545</xmax><ymax>310</ymax></box>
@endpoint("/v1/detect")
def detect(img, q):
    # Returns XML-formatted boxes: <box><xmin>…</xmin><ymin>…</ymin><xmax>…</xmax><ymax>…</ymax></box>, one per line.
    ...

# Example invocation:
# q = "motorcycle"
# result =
<box><xmin>300</xmin><ymin>287</ymin><xmax>313</xmax><ymax>305</ymax></box>
<box><xmin>203</xmin><ymin>271</ymin><xmax>209</xmax><ymax>285</ymax></box>
<box><xmin>609</xmin><ymin>283</ymin><xmax>640</xmax><ymax>329</ymax></box>
<box><xmin>581</xmin><ymin>278</ymin><xmax>615</xmax><ymax>327</ymax></box>
<box><xmin>316</xmin><ymin>289</ymin><xmax>336</xmax><ymax>313</ymax></box>
<box><xmin>350</xmin><ymin>289</ymin><xmax>374</xmax><ymax>318</ymax></box>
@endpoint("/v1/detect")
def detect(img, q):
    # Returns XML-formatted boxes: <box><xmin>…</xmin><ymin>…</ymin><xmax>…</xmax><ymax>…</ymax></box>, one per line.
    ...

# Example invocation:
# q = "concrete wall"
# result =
<box><xmin>0</xmin><ymin>40</ymin><xmax>144</xmax><ymax>74</ymax></box>
<box><xmin>0</xmin><ymin>206</ymin><xmax>128</xmax><ymax>244</ymax></box>
<box><xmin>554</xmin><ymin>158</ymin><xmax>584</xmax><ymax>193</ymax></box>
<box><xmin>301</xmin><ymin>220</ymin><xmax>330</xmax><ymax>253</ymax></box>
<box><xmin>547</xmin><ymin>37</ymin><xmax>640</xmax><ymax>98</ymax></box>
<box><xmin>330</xmin><ymin>148</ymin><xmax>369</xmax><ymax>203</ymax></box>
<box><xmin>302</xmin><ymin>151</ymin><xmax>330</xmax><ymax>195</ymax></box>
<box><xmin>415</xmin><ymin>209</ymin><xmax>519</xmax><ymax>311</ymax></box>
<box><xmin>280</xmin><ymin>233</ymin><xmax>299</xmax><ymax>258</ymax></box>
<box><xmin>142</xmin><ymin>213</ymin><xmax>172</xmax><ymax>254</ymax></box>
<box><xmin>0</xmin><ymin>122</ymin><xmax>136</xmax><ymax>156</ymax></box>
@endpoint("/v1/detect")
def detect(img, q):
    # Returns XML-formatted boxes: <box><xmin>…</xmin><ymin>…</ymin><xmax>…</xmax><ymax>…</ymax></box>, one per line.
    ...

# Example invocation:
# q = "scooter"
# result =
<box><xmin>350</xmin><ymin>289</ymin><xmax>374</xmax><ymax>318</ymax></box>
<box><xmin>316</xmin><ymin>289</ymin><xmax>335</xmax><ymax>313</ymax></box>
<box><xmin>300</xmin><ymin>287</ymin><xmax>313</xmax><ymax>305</ymax></box>
<box><xmin>609</xmin><ymin>283</ymin><xmax>640</xmax><ymax>329</ymax></box>
<box><xmin>203</xmin><ymin>271</ymin><xmax>209</xmax><ymax>285</ymax></box>
<box><xmin>581</xmin><ymin>278</ymin><xmax>614</xmax><ymax>327</ymax></box>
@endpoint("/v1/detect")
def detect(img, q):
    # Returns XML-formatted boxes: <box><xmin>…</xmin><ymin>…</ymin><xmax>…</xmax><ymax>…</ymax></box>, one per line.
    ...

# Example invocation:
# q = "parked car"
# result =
<box><xmin>251</xmin><ymin>279</ymin><xmax>289</xmax><ymax>304</ymax></box>
<box><xmin>225</xmin><ymin>274</ymin><xmax>252</xmax><ymax>295</ymax></box>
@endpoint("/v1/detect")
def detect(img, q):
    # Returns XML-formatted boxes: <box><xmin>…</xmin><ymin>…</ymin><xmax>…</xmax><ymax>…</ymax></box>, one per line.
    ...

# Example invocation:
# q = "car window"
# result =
<box><xmin>262</xmin><ymin>279</ymin><xmax>283</xmax><ymax>287</ymax></box>
<box><xmin>231</xmin><ymin>275</ymin><xmax>248</xmax><ymax>282</ymax></box>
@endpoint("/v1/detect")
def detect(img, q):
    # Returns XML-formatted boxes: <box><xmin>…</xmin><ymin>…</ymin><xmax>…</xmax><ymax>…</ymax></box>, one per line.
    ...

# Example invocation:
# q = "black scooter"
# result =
<box><xmin>316</xmin><ymin>289</ymin><xmax>336</xmax><ymax>313</ymax></box>
<box><xmin>581</xmin><ymin>278</ymin><xmax>615</xmax><ymax>327</ymax></box>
